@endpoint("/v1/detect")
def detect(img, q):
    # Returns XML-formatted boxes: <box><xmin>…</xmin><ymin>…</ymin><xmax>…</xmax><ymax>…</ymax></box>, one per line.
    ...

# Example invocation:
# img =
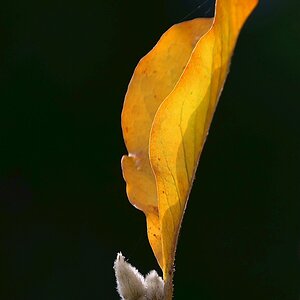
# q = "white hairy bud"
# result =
<box><xmin>114</xmin><ymin>252</ymin><xmax>147</xmax><ymax>300</ymax></box>
<box><xmin>114</xmin><ymin>253</ymin><xmax>164</xmax><ymax>300</ymax></box>
<box><xmin>145</xmin><ymin>270</ymin><xmax>164</xmax><ymax>300</ymax></box>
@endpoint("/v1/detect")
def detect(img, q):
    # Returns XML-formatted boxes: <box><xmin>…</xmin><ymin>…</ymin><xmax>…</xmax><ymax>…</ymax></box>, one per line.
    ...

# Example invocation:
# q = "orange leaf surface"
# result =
<box><xmin>121</xmin><ymin>0</ymin><xmax>257</xmax><ymax>294</ymax></box>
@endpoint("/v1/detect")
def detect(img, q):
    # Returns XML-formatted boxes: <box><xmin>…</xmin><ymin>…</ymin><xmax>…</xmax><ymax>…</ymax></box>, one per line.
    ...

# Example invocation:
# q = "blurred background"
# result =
<box><xmin>0</xmin><ymin>0</ymin><xmax>299</xmax><ymax>299</ymax></box>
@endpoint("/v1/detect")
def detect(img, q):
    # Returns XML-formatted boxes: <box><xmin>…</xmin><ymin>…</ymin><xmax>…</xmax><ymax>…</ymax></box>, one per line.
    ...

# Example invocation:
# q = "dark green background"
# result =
<box><xmin>1</xmin><ymin>0</ymin><xmax>299</xmax><ymax>299</ymax></box>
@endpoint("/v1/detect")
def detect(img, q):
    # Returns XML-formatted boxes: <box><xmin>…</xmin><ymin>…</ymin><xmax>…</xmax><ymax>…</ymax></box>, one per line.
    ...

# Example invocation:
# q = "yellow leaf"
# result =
<box><xmin>121</xmin><ymin>18</ymin><xmax>213</xmax><ymax>267</ymax></box>
<box><xmin>121</xmin><ymin>0</ymin><xmax>257</xmax><ymax>296</ymax></box>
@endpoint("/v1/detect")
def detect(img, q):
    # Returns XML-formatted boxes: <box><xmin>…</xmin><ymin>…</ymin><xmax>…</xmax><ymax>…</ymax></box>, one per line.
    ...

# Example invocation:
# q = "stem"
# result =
<box><xmin>164</xmin><ymin>269</ymin><xmax>174</xmax><ymax>300</ymax></box>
